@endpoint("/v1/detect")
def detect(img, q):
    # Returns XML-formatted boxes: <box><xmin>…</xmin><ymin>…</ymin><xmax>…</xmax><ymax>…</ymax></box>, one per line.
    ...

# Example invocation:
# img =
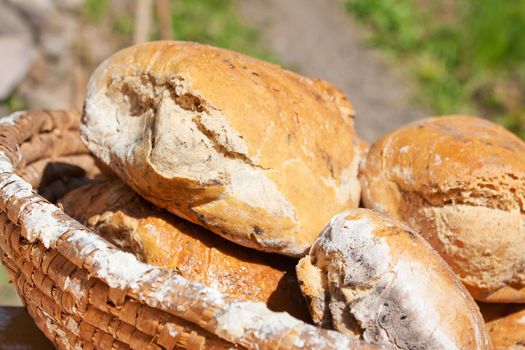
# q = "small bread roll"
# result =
<box><xmin>297</xmin><ymin>209</ymin><xmax>491</xmax><ymax>350</ymax></box>
<box><xmin>59</xmin><ymin>179</ymin><xmax>310</xmax><ymax>321</ymax></box>
<box><xmin>81</xmin><ymin>41</ymin><xmax>361</xmax><ymax>257</ymax></box>
<box><xmin>360</xmin><ymin>116</ymin><xmax>525</xmax><ymax>302</ymax></box>
<box><xmin>479</xmin><ymin>303</ymin><xmax>525</xmax><ymax>349</ymax></box>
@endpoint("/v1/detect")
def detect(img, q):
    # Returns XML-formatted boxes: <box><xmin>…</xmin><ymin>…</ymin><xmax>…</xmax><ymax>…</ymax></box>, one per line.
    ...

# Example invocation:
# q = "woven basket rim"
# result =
<box><xmin>0</xmin><ymin>110</ymin><xmax>380</xmax><ymax>350</ymax></box>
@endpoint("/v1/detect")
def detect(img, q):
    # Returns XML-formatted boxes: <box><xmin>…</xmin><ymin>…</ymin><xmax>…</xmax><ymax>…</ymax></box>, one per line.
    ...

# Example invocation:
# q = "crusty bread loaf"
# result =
<box><xmin>59</xmin><ymin>178</ymin><xmax>310</xmax><ymax>322</ymax></box>
<box><xmin>80</xmin><ymin>41</ymin><xmax>361</xmax><ymax>257</ymax></box>
<box><xmin>479</xmin><ymin>303</ymin><xmax>525</xmax><ymax>349</ymax></box>
<box><xmin>297</xmin><ymin>209</ymin><xmax>491</xmax><ymax>350</ymax></box>
<box><xmin>359</xmin><ymin>116</ymin><xmax>525</xmax><ymax>302</ymax></box>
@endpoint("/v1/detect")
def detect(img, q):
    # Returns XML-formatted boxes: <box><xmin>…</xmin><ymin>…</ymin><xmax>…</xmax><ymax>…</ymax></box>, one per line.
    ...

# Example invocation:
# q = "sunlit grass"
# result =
<box><xmin>169</xmin><ymin>0</ymin><xmax>278</xmax><ymax>62</ymax></box>
<box><xmin>345</xmin><ymin>0</ymin><xmax>525</xmax><ymax>137</ymax></box>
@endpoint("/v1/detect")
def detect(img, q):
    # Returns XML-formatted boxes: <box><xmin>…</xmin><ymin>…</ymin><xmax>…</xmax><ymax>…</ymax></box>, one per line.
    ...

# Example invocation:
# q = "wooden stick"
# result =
<box><xmin>133</xmin><ymin>0</ymin><xmax>153</xmax><ymax>44</ymax></box>
<box><xmin>155</xmin><ymin>0</ymin><xmax>172</xmax><ymax>40</ymax></box>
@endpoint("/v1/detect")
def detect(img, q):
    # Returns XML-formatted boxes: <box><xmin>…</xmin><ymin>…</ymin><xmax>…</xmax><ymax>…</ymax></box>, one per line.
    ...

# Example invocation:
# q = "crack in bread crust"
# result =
<box><xmin>376</xmin><ymin>181</ymin><xmax>525</xmax><ymax>299</ymax></box>
<box><xmin>81</xmin><ymin>41</ymin><xmax>362</xmax><ymax>257</ymax></box>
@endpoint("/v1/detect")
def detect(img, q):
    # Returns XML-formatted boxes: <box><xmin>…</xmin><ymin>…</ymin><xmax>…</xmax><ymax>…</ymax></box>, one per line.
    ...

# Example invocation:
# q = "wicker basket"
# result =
<box><xmin>0</xmin><ymin>110</ymin><xmax>379</xmax><ymax>350</ymax></box>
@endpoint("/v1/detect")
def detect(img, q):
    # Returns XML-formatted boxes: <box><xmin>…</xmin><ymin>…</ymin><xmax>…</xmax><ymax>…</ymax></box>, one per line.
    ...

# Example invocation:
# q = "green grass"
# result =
<box><xmin>0</xmin><ymin>265</ymin><xmax>20</xmax><ymax>305</ymax></box>
<box><xmin>345</xmin><ymin>0</ymin><xmax>525</xmax><ymax>138</ymax></box>
<box><xmin>4</xmin><ymin>94</ymin><xmax>25</xmax><ymax>112</ymax></box>
<box><xmin>85</xmin><ymin>0</ymin><xmax>109</xmax><ymax>23</ymax></box>
<box><xmin>169</xmin><ymin>0</ymin><xmax>277</xmax><ymax>62</ymax></box>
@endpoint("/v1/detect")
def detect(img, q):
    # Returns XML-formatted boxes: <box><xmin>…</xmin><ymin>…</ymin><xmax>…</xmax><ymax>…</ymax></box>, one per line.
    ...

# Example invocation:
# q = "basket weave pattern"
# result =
<box><xmin>0</xmin><ymin>110</ymin><xmax>377</xmax><ymax>350</ymax></box>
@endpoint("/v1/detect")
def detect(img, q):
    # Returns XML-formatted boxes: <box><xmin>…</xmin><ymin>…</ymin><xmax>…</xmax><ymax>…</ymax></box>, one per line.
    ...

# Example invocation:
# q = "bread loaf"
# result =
<box><xmin>479</xmin><ymin>303</ymin><xmax>525</xmax><ymax>349</ymax></box>
<box><xmin>359</xmin><ymin>116</ymin><xmax>525</xmax><ymax>302</ymax></box>
<box><xmin>81</xmin><ymin>41</ymin><xmax>361</xmax><ymax>257</ymax></box>
<box><xmin>297</xmin><ymin>209</ymin><xmax>491</xmax><ymax>349</ymax></box>
<box><xmin>59</xmin><ymin>179</ymin><xmax>310</xmax><ymax>321</ymax></box>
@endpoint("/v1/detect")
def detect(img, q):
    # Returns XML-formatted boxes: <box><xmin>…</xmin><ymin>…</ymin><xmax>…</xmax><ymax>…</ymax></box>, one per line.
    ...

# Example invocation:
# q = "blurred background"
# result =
<box><xmin>0</xmin><ymin>0</ymin><xmax>524</xmax><ymax>305</ymax></box>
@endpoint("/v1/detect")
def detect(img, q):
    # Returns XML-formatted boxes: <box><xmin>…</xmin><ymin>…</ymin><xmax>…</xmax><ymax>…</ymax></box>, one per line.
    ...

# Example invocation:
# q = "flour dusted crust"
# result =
<box><xmin>80</xmin><ymin>41</ymin><xmax>361</xmax><ymax>257</ymax></box>
<box><xmin>479</xmin><ymin>303</ymin><xmax>525</xmax><ymax>349</ymax></box>
<box><xmin>59</xmin><ymin>179</ymin><xmax>310</xmax><ymax>321</ymax></box>
<box><xmin>297</xmin><ymin>209</ymin><xmax>491</xmax><ymax>350</ymax></box>
<box><xmin>360</xmin><ymin>116</ymin><xmax>525</xmax><ymax>302</ymax></box>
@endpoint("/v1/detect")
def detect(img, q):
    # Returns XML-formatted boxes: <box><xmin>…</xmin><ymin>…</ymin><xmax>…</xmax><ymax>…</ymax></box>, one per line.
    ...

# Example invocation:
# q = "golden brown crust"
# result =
<box><xmin>479</xmin><ymin>303</ymin><xmax>525</xmax><ymax>349</ymax></box>
<box><xmin>297</xmin><ymin>209</ymin><xmax>492</xmax><ymax>349</ymax></box>
<box><xmin>360</xmin><ymin>116</ymin><xmax>525</xmax><ymax>302</ymax></box>
<box><xmin>81</xmin><ymin>41</ymin><xmax>361</xmax><ymax>257</ymax></box>
<box><xmin>59</xmin><ymin>178</ymin><xmax>310</xmax><ymax>322</ymax></box>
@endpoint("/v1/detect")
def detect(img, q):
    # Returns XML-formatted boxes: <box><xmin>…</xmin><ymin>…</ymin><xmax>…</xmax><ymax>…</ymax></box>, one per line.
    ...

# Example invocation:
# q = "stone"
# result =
<box><xmin>0</xmin><ymin>2</ymin><xmax>35</xmax><ymax>99</ymax></box>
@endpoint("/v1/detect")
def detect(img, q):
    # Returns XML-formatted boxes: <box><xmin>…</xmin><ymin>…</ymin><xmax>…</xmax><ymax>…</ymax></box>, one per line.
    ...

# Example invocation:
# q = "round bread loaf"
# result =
<box><xmin>296</xmin><ymin>209</ymin><xmax>491</xmax><ymax>349</ymax></box>
<box><xmin>59</xmin><ymin>178</ymin><xmax>310</xmax><ymax>322</ymax></box>
<box><xmin>479</xmin><ymin>303</ymin><xmax>525</xmax><ymax>349</ymax></box>
<box><xmin>81</xmin><ymin>41</ymin><xmax>361</xmax><ymax>257</ymax></box>
<box><xmin>360</xmin><ymin>116</ymin><xmax>525</xmax><ymax>302</ymax></box>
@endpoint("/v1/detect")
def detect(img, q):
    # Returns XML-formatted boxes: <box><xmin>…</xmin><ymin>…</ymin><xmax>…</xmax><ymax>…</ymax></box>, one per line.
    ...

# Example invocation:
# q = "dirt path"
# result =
<box><xmin>238</xmin><ymin>0</ymin><xmax>427</xmax><ymax>141</ymax></box>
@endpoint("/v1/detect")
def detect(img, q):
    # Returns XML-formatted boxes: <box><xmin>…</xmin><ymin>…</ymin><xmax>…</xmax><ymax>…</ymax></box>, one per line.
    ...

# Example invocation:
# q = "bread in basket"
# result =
<box><xmin>0</xmin><ymin>110</ymin><xmax>380</xmax><ymax>349</ymax></box>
